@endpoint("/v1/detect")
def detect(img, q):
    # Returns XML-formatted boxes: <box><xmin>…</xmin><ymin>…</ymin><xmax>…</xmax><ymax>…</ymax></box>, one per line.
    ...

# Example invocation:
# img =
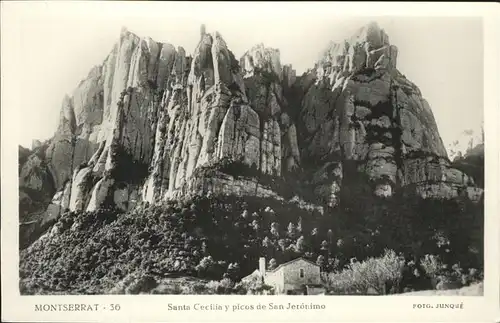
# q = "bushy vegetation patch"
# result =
<box><xmin>325</xmin><ymin>249</ymin><xmax>405</xmax><ymax>295</ymax></box>
<box><xmin>20</xmin><ymin>190</ymin><xmax>483</xmax><ymax>295</ymax></box>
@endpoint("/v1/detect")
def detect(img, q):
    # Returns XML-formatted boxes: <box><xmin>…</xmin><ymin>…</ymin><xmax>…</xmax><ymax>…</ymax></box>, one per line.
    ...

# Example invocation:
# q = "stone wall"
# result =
<box><xmin>281</xmin><ymin>259</ymin><xmax>321</xmax><ymax>292</ymax></box>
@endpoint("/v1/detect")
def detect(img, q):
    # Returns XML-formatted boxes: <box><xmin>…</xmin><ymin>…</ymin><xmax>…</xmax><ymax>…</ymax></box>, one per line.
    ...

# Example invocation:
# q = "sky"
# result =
<box><xmin>2</xmin><ymin>2</ymin><xmax>484</xmax><ymax>155</ymax></box>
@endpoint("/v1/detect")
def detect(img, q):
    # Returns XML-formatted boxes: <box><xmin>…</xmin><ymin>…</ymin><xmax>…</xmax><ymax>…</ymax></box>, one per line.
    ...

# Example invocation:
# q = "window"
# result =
<box><xmin>299</xmin><ymin>268</ymin><xmax>304</xmax><ymax>278</ymax></box>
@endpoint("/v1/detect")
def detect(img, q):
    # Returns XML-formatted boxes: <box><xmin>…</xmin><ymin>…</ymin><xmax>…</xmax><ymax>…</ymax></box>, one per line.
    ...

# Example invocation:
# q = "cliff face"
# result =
<box><xmin>19</xmin><ymin>143</ymin><xmax>56</xmax><ymax>249</ymax></box>
<box><xmin>60</xmin><ymin>27</ymin><xmax>303</xmax><ymax>212</ymax></box>
<box><xmin>452</xmin><ymin>143</ymin><xmax>484</xmax><ymax>188</ymax></box>
<box><xmin>19</xmin><ymin>23</ymin><xmax>483</xmax><ymax>246</ymax></box>
<box><xmin>19</xmin><ymin>144</ymin><xmax>55</xmax><ymax>217</ymax></box>
<box><xmin>293</xmin><ymin>22</ymin><xmax>481</xmax><ymax>205</ymax></box>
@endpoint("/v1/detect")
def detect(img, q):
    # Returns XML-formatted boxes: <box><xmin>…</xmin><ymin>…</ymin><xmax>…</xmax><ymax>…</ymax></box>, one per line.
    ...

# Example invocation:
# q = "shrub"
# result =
<box><xmin>232</xmin><ymin>282</ymin><xmax>249</xmax><ymax>295</ymax></box>
<box><xmin>151</xmin><ymin>282</ymin><xmax>183</xmax><ymax>295</ymax></box>
<box><xmin>195</xmin><ymin>256</ymin><xmax>223</xmax><ymax>279</ymax></box>
<box><xmin>419</xmin><ymin>255</ymin><xmax>483</xmax><ymax>290</ymax></box>
<box><xmin>226</xmin><ymin>262</ymin><xmax>240</xmax><ymax>280</ymax></box>
<box><xmin>239</xmin><ymin>274</ymin><xmax>274</xmax><ymax>295</ymax></box>
<box><xmin>268</xmin><ymin>258</ymin><xmax>277</xmax><ymax>270</ymax></box>
<box><xmin>150</xmin><ymin>278</ymin><xmax>218</xmax><ymax>295</ymax></box>
<box><xmin>435</xmin><ymin>275</ymin><xmax>462</xmax><ymax>291</ymax></box>
<box><xmin>326</xmin><ymin>249</ymin><xmax>405</xmax><ymax>295</ymax></box>
<box><xmin>206</xmin><ymin>278</ymin><xmax>235</xmax><ymax>294</ymax></box>
<box><xmin>420</xmin><ymin>254</ymin><xmax>444</xmax><ymax>286</ymax></box>
<box><xmin>462</xmin><ymin>268</ymin><xmax>483</xmax><ymax>286</ymax></box>
<box><xmin>108</xmin><ymin>272</ymin><xmax>158</xmax><ymax>294</ymax></box>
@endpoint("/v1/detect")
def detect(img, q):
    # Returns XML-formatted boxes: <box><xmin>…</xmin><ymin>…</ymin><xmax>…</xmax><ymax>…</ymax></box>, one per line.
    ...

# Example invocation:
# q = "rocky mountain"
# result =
<box><xmin>19</xmin><ymin>142</ymin><xmax>57</xmax><ymax>248</ymax></box>
<box><xmin>451</xmin><ymin>142</ymin><xmax>484</xmax><ymax>189</ymax></box>
<box><xmin>447</xmin><ymin>128</ymin><xmax>484</xmax><ymax>161</ymax></box>
<box><xmin>19</xmin><ymin>22</ymin><xmax>483</xmax><ymax>249</ymax></box>
<box><xmin>445</xmin><ymin>128</ymin><xmax>484</xmax><ymax>188</ymax></box>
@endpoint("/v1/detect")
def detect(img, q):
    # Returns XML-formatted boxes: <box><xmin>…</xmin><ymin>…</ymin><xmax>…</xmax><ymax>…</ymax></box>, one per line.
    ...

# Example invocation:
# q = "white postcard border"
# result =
<box><xmin>2</xmin><ymin>2</ymin><xmax>499</xmax><ymax>322</ymax></box>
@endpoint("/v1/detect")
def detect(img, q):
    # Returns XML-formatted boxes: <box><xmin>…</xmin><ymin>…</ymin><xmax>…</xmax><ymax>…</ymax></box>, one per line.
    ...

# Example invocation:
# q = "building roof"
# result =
<box><xmin>242</xmin><ymin>257</ymin><xmax>320</xmax><ymax>281</ymax></box>
<box><xmin>241</xmin><ymin>269</ymin><xmax>261</xmax><ymax>282</ymax></box>
<box><xmin>267</xmin><ymin>257</ymin><xmax>319</xmax><ymax>273</ymax></box>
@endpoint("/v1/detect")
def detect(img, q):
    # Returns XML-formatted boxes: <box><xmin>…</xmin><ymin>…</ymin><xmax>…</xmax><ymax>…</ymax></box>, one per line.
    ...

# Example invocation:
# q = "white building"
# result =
<box><xmin>242</xmin><ymin>257</ymin><xmax>325</xmax><ymax>295</ymax></box>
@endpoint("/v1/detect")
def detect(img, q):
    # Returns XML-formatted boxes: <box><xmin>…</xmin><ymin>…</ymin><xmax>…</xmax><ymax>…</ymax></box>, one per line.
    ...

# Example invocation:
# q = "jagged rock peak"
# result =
<box><xmin>119</xmin><ymin>26</ymin><xmax>139</xmax><ymax>44</ymax></box>
<box><xmin>188</xmin><ymin>25</ymin><xmax>240</xmax><ymax>89</ymax></box>
<box><xmin>31</xmin><ymin>140</ymin><xmax>43</xmax><ymax>150</ymax></box>
<box><xmin>59</xmin><ymin>95</ymin><xmax>76</xmax><ymax>134</ymax></box>
<box><xmin>349</xmin><ymin>21</ymin><xmax>390</xmax><ymax>48</ymax></box>
<box><xmin>197</xmin><ymin>25</ymin><xmax>226</xmax><ymax>45</ymax></box>
<box><xmin>240</xmin><ymin>43</ymin><xmax>282</xmax><ymax>80</ymax></box>
<box><xmin>316</xmin><ymin>21</ymin><xmax>398</xmax><ymax>76</ymax></box>
<box><xmin>19</xmin><ymin>21</ymin><xmax>484</xmax><ymax>252</ymax></box>
<box><xmin>120</xmin><ymin>26</ymin><xmax>128</xmax><ymax>36</ymax></box>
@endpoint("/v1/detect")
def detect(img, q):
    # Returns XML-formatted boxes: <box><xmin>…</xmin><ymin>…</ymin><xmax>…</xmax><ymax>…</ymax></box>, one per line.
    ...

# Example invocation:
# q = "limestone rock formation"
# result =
<box><xmin>240</xmin><ymin>43</ymin><xmax>282</xmax><ymax>80</ymax></box>
<box><xmin>40</xmin><ymin>26</ymin><xmax>298</xmax><ymax>212</ymax></box>
<box><xmin>31</xmin><ymin>140</ymin><xmax>43</xmax><ymax>150</ymax></box>
<box><xmin>452</xmin><ymin>142</ymin><xmax>484</xmax><ymax>189</ymax></box>
<box><xmin>143</xmin><ymin>29</ymin><xmax>300</xmax><ymax>203</ymax></box>
<box><xmin>18</xmin><ymin>143</ymin><xmax>58</xmax><ymax>249</ymax></box>
<box><xmin>19</xmin><ymin>144</ymin><xmax>55</xmax><ymax>218</ymax></box>
<box><xmin>293</xmin><ymin>22</ymin><xmax>480</xmax><ymax>203</ymax></box>
<box><xmin>447</xmin><ymin>129</ymin><xmax>483</xmax><ymax>162</ymax></box>
<box><xmin>20</xmin><ymin>22</ymin><xmax>483</xmax><ymax>249</ymax></box>
<box><xmin>19</xmin><ymin>146</ymin><xmax>31</xmax><ymax>167</ymax></box>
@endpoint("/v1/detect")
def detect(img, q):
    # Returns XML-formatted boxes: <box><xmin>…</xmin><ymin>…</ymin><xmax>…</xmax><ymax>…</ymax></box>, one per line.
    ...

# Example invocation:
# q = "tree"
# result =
<box><xmin>287</xmin><ymin>222</ymin><xmax>297</xmax><ymax>239</ymax></box>
<box><xmin>262</xmin><ymin>236</ymin><xmax>272</xmax><ymax>248</ymax></box>
<box><xmin>201</xmin><ymin>241</ymin><xmax>208</xmax><ymax>255</ymax></box>
<box><xmin>251</xmin><ymin>219</ymin><xmax>260</xmax><ymax>231</ymax></box>
<box><xmin>264</xmin><ymin>206</ymin><xmax>274</xmax><ymax>214</ymax></box>
<box><xmin>268</xmin><ymin>258</ymin><xmax>277</xmax><ymax>270</ymax></box>
<box><xmin>195</xmin><ymin>256</ymin><xmax>217</xmax><ymax>277</ymax></box>
<box><xmin>327</xmin><ymin>229</ymin><xmax>334</xmax><ymax>245</ymax></box>
<box><xmin>227</xmin><ymin>262</ymin><xmax>240</xmax><ymax>280</ymax></box>
<box><xmin>297</xmin><ymin>217</ymin><xmax>303</xmax><ymax>234</ymax></box>
<box><xmin>270</xmin><ymin>222</ymin><xmax>280</xmax><ymax>238</ymax></box>
<box><xmin>296</xmin><ymin>236</ymin><xmax>305</xmax><ymax>253</ymax></box>
<box><xmin>316</xmin><ymin>255</ymin><xmax>326</xmax><ymax>269</ymax></box>
<box><xmin>327</xmin><ymin>257</ymin><xmax>340</xmax><ymax>272</ymax></box>
<box><xmin>278</xmin><ymin>239</ymin><xmax>286</xmax><ymax>252</ymax></box>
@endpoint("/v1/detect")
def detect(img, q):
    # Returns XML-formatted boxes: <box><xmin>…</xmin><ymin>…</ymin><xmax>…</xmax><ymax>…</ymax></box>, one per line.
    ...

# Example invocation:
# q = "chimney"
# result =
<box><xmin>259</xmin><ymin>257</ymin><xmax>266</xmax><ymax>277</ymax></box>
